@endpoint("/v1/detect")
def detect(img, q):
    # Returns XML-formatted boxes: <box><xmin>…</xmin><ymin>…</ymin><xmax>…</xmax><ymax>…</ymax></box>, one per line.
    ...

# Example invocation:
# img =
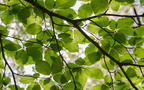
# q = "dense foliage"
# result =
<box><xmin>0</xmin><ymin>0</ymin><xmax>144</xmax><ymax>90</ymax></box>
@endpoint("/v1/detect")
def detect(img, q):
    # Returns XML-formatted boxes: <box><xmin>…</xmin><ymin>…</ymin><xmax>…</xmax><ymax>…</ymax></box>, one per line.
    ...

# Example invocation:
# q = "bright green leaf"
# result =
<box><xmin>135</xmin><ymin>26</ymin><xmax>144</xmax><ymax>37</ymax></box>
<box><xmin>92</xmin><ymin>84</ymin><xmax>109</xmax><ymax>90</ymax></box>
<box><xmin>26</xmin><ymin>23</ymin><xmax>42</xmax><ymax>35</ymax></box>
<box><xmin>1</xmin><ymin>10</ymin><xmax>13</xmax><ymax>25</ymax></box>
<box><xmin>78</xmin><ymin>4</ymin><xmax>93</xmax><ymax>19</ymax></box>
<box><xmin>20</xmin><ymin>76</ymin><xmax>35</xmax><ymax>84</ymax></box>
<box><xmin>55</xmin><ymin>0</ymin><xmax>76</xmax><ymax>8</ymax></box>
<box><xmin>91</xmin><ymin>0</ymin><xmax>108</xmax><ymax>15</ymax></box>
<box><xmin>110</xmin><ymin>0</ymin><xmax>120</xmax><ymax>11</ymax></box>
<box><xmin>45</xmin><ymin>0</ymin><xmax>55</xmax><ymax>10</ymax></box>
<box><xmin>35</xmin><ymin>60</ymin><xmax>51</xmax><ymax>75</ymax></box>
<box><xmin>33</xmin><ymin>73</ymin><xmax>40</xmax><ymax>78</ymax></box>
<box><xmin>134</xmin><ymin>47</ymin><xmax>144</xmax><ymax>58</ymax></box>
<box><xmin>84</xmin><ymin>67</ymin><xmax>103</xmax><ymax>79</ymax></box>
<box><xmin>117</xmin><ymin>18</ymin><xmax>134</xmax><ymax>29</ymax></box>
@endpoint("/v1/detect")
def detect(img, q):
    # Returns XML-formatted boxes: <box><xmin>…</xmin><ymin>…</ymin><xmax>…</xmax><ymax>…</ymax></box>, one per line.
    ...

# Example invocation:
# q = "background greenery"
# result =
<box><xmin>0</xmin><ymin>0</ymin><xmax>144</xmax><ymax>90</ymax></box>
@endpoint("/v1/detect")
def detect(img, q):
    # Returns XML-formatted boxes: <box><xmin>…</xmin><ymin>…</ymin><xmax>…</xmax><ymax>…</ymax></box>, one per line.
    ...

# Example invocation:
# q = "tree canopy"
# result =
<box><xmin>0</xmin><ymin>0</ymin><xmax>144</xmax><ymax>90</ymax></box>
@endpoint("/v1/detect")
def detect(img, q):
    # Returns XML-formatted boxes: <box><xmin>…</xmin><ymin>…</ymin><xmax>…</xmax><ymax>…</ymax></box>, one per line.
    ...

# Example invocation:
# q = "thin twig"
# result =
<box><xmin>0</xmin><ymin>34</ymin><xmax>18</xmax><ymax>90</ymax></box>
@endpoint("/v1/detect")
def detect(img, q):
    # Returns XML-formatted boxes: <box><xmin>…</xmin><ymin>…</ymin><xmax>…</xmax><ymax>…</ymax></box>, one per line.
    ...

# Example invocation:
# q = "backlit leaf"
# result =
<box><xmin>35</xmin><ymin>60</ymin><xmax>51</xmax><ymax>75</ymax></box>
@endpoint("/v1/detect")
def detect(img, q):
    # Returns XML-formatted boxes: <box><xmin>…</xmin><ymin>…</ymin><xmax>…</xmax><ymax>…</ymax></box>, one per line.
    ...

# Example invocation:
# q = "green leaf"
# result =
<box><xmin>134</xmin><ymin>47</ymin><xmax>144</xmax><ymax>58</ymax></box>
<box><xmin>9</xmin><ymin>85</ymin><xmax>24</xmax><ymax>90</ymax></box>
<box><xmin>85</xmin><ymin>43</ymin><xmax>98</xmax><ymax>55</ymax></box>
<box><xmin>91</xmin><ymin>0</ymin><xmax>108</xmax><ymax>15</ymax></box>
<box><xmin>15</xmin><ymin>50</ymin><xmax>28</xmax><ymax>66</ymax></box>
<box><xmin>75</xmin><ymin>58</ymin><xmax>85</xmax><ymax>65</ymax></box>
<box><xmin>4</xmin><ymin>43</ymin><xmax>21</xmax><ymax>51</ymax></box>
<box><xmin>26</xmin><ymin>47</ymin><xmax>42</xmax><ymax>61</ymax></box>
<box><xmin>129</xmin><ymin>37</ymin><xmax>136</xmax><ymax>46</ymax></box>
<box><xmin>58</xmin><ymin>33</ymin><xmax>71</xmax><ymax>38</ymax></box>
<box><xmin>51</xmin><ymin>57</ymin><xmax>63</xmax><ymax>74</ymax></box>
<box><xmin>87</xmin><ymin>24</ymin><xmax>101</xmax><ymax>33</ymax></box>
<box><xmin>39</xmin><ymin>80</ymin><xmax>54</xmax><ymax>90</ymax></box>
<box><xmin>84</xmin><ymin>51</ymin><xmax>102</xmax><ymax>65</ymax></box>
<box><xmin>27</xmin><ymin>82</ymin><xmax>39</xmax><ymax>90</ymax></box>
<box><xmin>0</xmin><ymin>25</ymin><xmax>8</xmax><ymax>35</ymax></box>
<box><xmin>119</xmin><ymin>28</ymin><xmax>134</xmax><ymax>36</ymax></box>
<box><xmin>114</xmin><ymin>82</ymin><xmax>127</xmax><ymax>90</ymax></box>
<box><xmin>20</xmin><ymin>76</ymin><xmax>35</xmax><ymax>84</ymax></box>
<box><xmin>101</xmin><ymin>57</ymin><xmax>115</xmax><ymax>70</ymax></box>
<box><xmin>62</xmin><ymin>39</ymin><xmax>79</xmax><ymax>52</ymax></box>
<box><xmin>91</xmin><ymin>16</ymin><xmax>109</xmax><ymax>27</ymax></box>
<box><xmin>33</xmin><ymin>73</ymin><xmax>40</xmax><ymax>79</ymax></box>
<box><xmin>56</xmin><ymin>8</ymin><xmax>77</xmax><ymax>19</ymax></box>
<box><xmin>101</xmin><ymin>40</ymin><xmax>111</xmax><ymax>53</ymax></box>
<box><xmin>45</xmin><ymin>0</ymin><xmax>55</xmax><ymax>10</ymax></box>
<box><xmin>135</xmin><ymin>26</ymin><xmax>144</xmax><ymax>37</ymax></box>
<box><xmin>114</xmin><ymin>32</ymin><xmax>126</xmax><ymax>44</ymax></box>
<box><xmin>104</xmin><ymin>75</ymin><xmax>112</xmax><ymax>86</ymax></box>
<box><xmin>109</xmin><ymin>19</ymin><xmax>117</xmax><ymax>30</ymax></box>
<box><xmin>74</xmin><ymin>30</ymin><xmax>85</xmax><ymax>44</ymax></box>
<box><xmin>35</xmin><ymin>60</ymin><xmax>51</xmax><ymax>75</ymax></box>
<box><xmin>0</xmin><ymin>61</ymin><xmax>4</xmax><ymax>69</ymax></box>
<box><xmin>7</xmin><ymin>0</ymin><xmax>19</xmax><ymax>6</ymax></box>
<box><xmin>114</xmin><ymin>45</ymin><xmax>127</xmax><ymax>54</ymax></box>
<box><xmin>3</xmin><ymin>77</ymin><xmax>10</xmax><ymax>86</ymax></box>
<box><xmin>126</xmin><ymin>67</ymin><xmax>137</xmax><ymax>78</ymax></box>
<box><xmin>32</xmin><ymin>85</ymin><xmax>41</xmax><ymax>90</ymax></box>
<box><xmin>116</xmin><ymin>18</ymin><xmax>134</xmax><ymax>29</ymax></box>
<box><xmin>109</xmin><ymin>49</ymin><xmax>119</xmax><ymax>60</ymax></box>
<box><xmin>115</xmin><ymin>0</ymin><xmax>134</xmax><ymax>5</ymax></box>
<box><xmin>26</xmin><ymin>23</ymin><xmax>42</xmax><ymax>35</ymax></box>
<box><xmin>84</xmin><ymin>67</ymin><xmax>103</xmax><ymax>79</ymax></box>
<box><xmin>78</xmin><ymin>4</ymin><xmax>93</xmax><ymax>19</ymax></box>
<box><xmin>110</xmin><ymin>0</ymin><xmax>120</xmax><ymax>11</ymax></box>
<box><xmin>92</xmin><ymin>84</ymin><xmax>109</xmax><ymax>90</ymax></box>
<box><xmin>75</xmin><ymin>70</ymin><xmax>87</xmax><ymax>87</ymax></box>
<box><xmin>55</xmin><ymin>0</ymin><xmax>76</xmax><ymax>8</ymax></box>
<box><xmin>1</xmin><ymin>10</ymin><xmax>13</xmax><ymax>25</ymax></box>
<box><xmin>0</xmin><ymin>3</ymin><xmax>7</xmax><ymax>11</ymax></box>
<box><xmin>140</xmin><ymin>0</ymin><xmax>144</xmax><ymax>6</ymax></box>
<box><xmin>12</xmin><ymin>5</ymin><xmax>22</xmax><ymax>14</ymax></box>
<box><xmin>18</xmin><ymin>8</ymin><xmax>30</xmax><ymax>19</ymax></box>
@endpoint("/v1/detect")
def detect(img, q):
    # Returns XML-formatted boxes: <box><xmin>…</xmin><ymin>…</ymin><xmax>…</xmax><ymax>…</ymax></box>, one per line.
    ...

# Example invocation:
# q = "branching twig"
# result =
<box><xmin>0</xmin><ymin>34</ymin><xmax>18</xmax><ymax>90</ymax></box>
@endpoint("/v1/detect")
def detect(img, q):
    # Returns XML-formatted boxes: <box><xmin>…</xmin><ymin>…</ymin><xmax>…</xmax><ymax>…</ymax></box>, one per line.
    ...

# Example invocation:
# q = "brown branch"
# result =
<box><xmin>0</xmin><ymin>34</ymin><xmax>18</xmax><ymax>90</ymax></box>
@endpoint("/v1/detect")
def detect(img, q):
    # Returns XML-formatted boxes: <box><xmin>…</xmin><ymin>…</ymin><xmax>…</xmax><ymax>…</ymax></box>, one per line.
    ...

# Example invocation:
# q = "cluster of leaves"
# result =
<box><xmin>0</xmin><ymin>0</ymin><xmax>144</xmax><ymax>90</ymax></box>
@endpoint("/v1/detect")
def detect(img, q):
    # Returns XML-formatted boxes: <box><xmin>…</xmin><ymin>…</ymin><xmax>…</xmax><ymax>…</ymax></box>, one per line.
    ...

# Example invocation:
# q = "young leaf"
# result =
<box><xmin>26</xmin><ymin>23</ymin><xmax>42</xmax><ymax>35</ymax></box>
<box><xmin>92</xmin><ymin>84</ymin><xmax>109</xmax><ymax>90</ymax></box>
<box><xmin>35</xmin><ymin>60</ymin><xmax>51</xmax><ymax>75</ymax></box>
<box><xmin>0</xmin><ymin>25</ymin><xmax>8</xmax><ymax>36</ymax></box>
<box><xmin>84</xmin><ymin>67</ymin><xmax>103</xmax><ymax>79</ymax></box>
<box><xmin>110</xmin><ymin>0</ymin><xmax>120</xmax><ymax>11</ymax></box>
<box><xmin>1</xmin><ymin>10</ymin><xmax>13</xmax><ymax>25</ymax></box>
<box><xmin>20</xmin><ymin>76</ymin><xmax>35</xmax><ymax>84</ymax></box>
<box><xmin>134</xmin><ymin>47</ymin><xmax>144</xmax><ymax>58</ymax></box>
<box><xmin>74</xmin><ymin>30</ymin><xmax>85</xmax><ymax>44</ymax></box>
<box><xmin>78</xmin><ymin>4</ymin><xmax>93</xmax><ymax>19</ymax></box>
<box><xmin>135</xmin><ymin>26</ymin><xmax>144</xmax><ymax>37</ymax></box>
<box><xmin>91</xmin><ymin>0</ymin><xmax>108</xmax><ymax>15</ymax></box>
<box><xmin>55</xmin><ymin>0</ymin><xmax>76</xmax><ymax>9</ymax></box>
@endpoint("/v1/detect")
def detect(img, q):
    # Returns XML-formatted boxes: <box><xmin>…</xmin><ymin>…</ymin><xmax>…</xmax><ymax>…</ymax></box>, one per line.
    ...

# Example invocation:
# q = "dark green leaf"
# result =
<box><xmin>26</xmin><ymin>47</ymin><xmax>42</xmax><ymax>61</ymax></box>
<box><xmin>75</xmin><ymin>58</ymin><xmax>85</xmax><ymax>65</ymax></box>
<box><xmin>33</xmin><ymin>73</ymin><xmax>40</xmax><ymax>78</ymax></box>
<box><xmin>114</xmin><ymin>32</ymin><xmax>126</xmax><ymax>44</ymax></box>
<box><xmin>51</xmin><ymin>57</ymin><xmax>63</xmax><ymax>74</ymax></box>
<box><xmin>18</xmin><ymin>8</ymin><xmax>30</xmax><ymax>19</ymax></box>
<box><xmin>4</xmin><ymin>43</ymin><xmax>21</xmax><ymax>51</ymax></box>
